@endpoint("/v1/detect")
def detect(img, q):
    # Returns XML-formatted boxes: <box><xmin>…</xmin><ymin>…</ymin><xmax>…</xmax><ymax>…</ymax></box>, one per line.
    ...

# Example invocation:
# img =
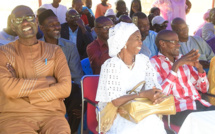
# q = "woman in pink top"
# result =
<box><xmin>95</xmin><ymin>0</ymin><xmax>112</xmax><ymax>18</ymax></box>
<box><xmin>153</xmin><ymin>0</ymin><xmax>191</xmax><ymax>30</ymax></box>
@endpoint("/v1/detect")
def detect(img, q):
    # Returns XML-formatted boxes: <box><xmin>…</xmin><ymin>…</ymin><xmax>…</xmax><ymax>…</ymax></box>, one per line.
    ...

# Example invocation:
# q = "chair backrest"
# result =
<box><xmin>81</xmin><ymin>75</ymin><xmax>100</xmax><ymax>134</ymax></box>
<box><xmin>81</xmin><ymin>58</ymin><xmax>93</xmax><ymax>75</ymax></box>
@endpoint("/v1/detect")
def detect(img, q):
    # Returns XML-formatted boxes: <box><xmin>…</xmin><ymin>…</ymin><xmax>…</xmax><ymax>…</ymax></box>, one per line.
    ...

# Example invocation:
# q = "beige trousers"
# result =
<box><xmin>0</xmin><ymin>114</ymin><xmax>71</xmax><ymax>134</ymax></box>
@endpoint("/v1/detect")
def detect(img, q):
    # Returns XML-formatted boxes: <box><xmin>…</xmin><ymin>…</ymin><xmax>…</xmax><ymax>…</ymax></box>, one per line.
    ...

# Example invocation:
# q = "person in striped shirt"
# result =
<box><xmin>150</xmin><ymin>30</ymin><xmax>215</xmax><ymax>126</ymax></box>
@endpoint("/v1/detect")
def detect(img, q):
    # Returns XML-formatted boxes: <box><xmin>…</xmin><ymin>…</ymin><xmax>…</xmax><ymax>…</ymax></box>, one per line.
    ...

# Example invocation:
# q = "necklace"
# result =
<box><xmin>117</xmin><ymin>54</ymin><xmax>135</xmax><ymax>70</ymax></box>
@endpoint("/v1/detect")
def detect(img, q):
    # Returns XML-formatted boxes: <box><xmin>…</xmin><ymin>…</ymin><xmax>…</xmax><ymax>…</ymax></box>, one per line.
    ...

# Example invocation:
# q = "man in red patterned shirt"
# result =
<box><xmin>150</xmin><ymin>30</ymin><xmax>215</xmax><ymax>126</ymax></box>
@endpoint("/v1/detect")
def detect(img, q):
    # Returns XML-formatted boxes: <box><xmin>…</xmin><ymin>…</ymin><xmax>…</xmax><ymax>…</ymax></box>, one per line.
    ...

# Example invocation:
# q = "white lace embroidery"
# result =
<box><xmin>95</xmin><ymin>54</ymin><xmax>166</xmax><ymax>134</ymax></box>
<box><xmin>96</xmin><ymin>54</ymin><xmax>162</xmax><ymax>111</ymax></box>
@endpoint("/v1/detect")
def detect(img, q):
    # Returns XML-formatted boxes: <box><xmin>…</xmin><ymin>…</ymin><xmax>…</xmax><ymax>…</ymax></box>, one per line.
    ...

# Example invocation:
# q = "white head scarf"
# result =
<box><xmin>108</xmin><ymin>22</ymin><xmax>139</xmax><ymax>57</ymax></box>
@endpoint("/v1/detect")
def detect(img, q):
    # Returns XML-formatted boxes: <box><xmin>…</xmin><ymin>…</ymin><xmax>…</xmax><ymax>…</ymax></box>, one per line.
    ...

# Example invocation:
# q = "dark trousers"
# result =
<box><xmin>64</xmin><ymin>83</ymin><xmax>86</xmax><ymax>133</ymax></box>
<box><xmin>171</xmin><ymin>100</ymin><xmax>215</xmax><ymax>126</ymax></box>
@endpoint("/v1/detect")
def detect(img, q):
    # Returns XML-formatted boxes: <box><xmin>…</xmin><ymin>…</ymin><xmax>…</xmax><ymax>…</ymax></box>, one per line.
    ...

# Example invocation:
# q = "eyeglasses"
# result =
<box><xmin>161</xmin><ymin>39</ymin><xmax>179</xmax><ymax>44</ymax></box>
<box><xmin>67</xmin><ymin>14</ymin><xmax>80</xmax><ymax>19</ymax></box>
<box><xmin>11</xmin><ymin>15</ymin><xmax>35</xmax><ymax>24</ymax></box>
<box><xmin>97</xmin><ymin>25</ymin><xmax>114</xmax><ymax>30</ymax></box>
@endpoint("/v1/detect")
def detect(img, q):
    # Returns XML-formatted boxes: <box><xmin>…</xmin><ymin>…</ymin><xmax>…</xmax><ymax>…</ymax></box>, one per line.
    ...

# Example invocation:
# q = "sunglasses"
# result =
<box><xmin>67</xmin><ymin>14</ymin><xmax>80</xmax><ymax>19</ymax></box>
<box><xmin>11</xmin><ymin>15</ymin><xmax>35</xmax><ymax>24</ymax></box>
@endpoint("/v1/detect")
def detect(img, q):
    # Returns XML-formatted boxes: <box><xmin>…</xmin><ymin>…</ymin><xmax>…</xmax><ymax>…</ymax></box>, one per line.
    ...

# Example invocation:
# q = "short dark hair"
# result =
<box><xmin>116</xmin><ymin>0</ymin><xmax>126</xmax><ymax>10</ymax></box>
<box><xmin>150</xmin><ymin>7</ymin><xmax>160</xmax><ymax>14</ymax></box>
<box><xmin>132</xmin><ymin>12</ymin><xmax>147</xmax><ymax>19</ymax></box>
<box><xmin>94</xmin><ymin>16</ymin><xmax>110</xmax><ymax>27</ymax></box>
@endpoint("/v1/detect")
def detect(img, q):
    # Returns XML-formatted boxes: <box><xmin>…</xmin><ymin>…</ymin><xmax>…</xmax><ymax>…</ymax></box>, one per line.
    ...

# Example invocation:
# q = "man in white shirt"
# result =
<box><xmin>40</xmin><ymin>0</ymin><xmax>67</xmax><ymax>24</ymax></box>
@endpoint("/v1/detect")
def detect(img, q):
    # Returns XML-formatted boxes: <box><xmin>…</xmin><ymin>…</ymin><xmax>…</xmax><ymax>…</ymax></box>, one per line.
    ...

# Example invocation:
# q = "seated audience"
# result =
<box><xmin>38</xmin><ymin>9</ymin><xmax>83</xmax><ymax>133</ymax></box>
<box><xmin>152</xmin><ymin>16</ymin><xmax>168</xmax><ymax>32</ymax></box>
<box><xmin>72</xmin><ymin>0</ymin><xmax>95</xmax><ymax>28</ymax></box>
<box><xmin>133</xmin><ymin>12</ymin><xmax>158</xmax><ymax>58</ymax></box>
<box><xmin>104</xmin><ymin>9</ymin><xmax>117</xmax><ymax>24</ymax></box>
<box><xmin>95</xmin><ymin>0</ymin><xmax>112</xmax><ymax>19</ymax></box>
<box><xmin>0</xmin><ymin>5</ymin><xmax>71</xmax><ymax>133</ymax></box>
<box><xmin>202</xmin><ymin>8</ymin><xmax>215</xmax><ymax>41</ymax></box>
<box><xmin>171</xmin><ymin>17</ymin><xmax>214</xmax><ymax>70</ymax></box>
<box><xmin>61</xmin><ymin>9</ymin><xmax>93</xmax><ymax>59</ymax></box>
<box><xmin>150</xmin><ymin>30</ymin><xmax>215</xmax><ymax>126</ymax></box>
<box><xmin>40</xmin><ymin>0</ymin><xmax>67</xmax><ymax>24</ymax></box>
<box><xmin>87</xmin><ymin>16</ymin><xmax>113</xmax><ymax>74</ymax></box>
<box><xmin>153</xmin><ymin>0</ymin><xmax>192</xmax><ymax>30</ymax></box>
<box><xmin>116</xmin><ymin>0</ymin><xmax>128</xmax><ymax>18</ymax></box>
<box><xmin>0</xmin><ymin>15</ymin><xmax>18</xmax><ymax>43</ymax></box>
<box><xmin>130</xmin><ymin>0</ymin><xmax>142</xmax><ymax>18</ymax></box>
<box><xmin>96</xmin><ymin>22</ymin><xmax>166</xmax><ymax>134</ymax></box>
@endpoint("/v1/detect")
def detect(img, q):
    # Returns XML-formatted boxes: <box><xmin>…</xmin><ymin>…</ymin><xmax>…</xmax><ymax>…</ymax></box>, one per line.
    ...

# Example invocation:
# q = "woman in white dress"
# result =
<box><xmin>96</xmin><ymin>22</ymin><xmax>166</xmax><ymax>134</ymax></box>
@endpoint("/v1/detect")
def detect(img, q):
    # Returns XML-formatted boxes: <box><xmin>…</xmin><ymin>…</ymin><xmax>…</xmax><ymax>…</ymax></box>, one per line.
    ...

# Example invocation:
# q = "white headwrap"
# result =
<box><xmin>108</xmin><ymin>22</ymin><xmax>139</xmax><ymax>57</ymax></box>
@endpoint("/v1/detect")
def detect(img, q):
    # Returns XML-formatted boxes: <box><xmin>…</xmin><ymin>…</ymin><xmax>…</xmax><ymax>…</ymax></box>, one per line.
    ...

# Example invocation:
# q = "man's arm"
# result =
<box><xmin>29</xmin><ymin>47</ymin><xmax>71</xmax><ymax>103</ymax></box>
<box><xmin>0</xmin><ymin>49</ymin><xmax>51</xmax><ymax>99</ymax></box>
<box><xmin>189</xmin><ymin>61</ymin><xmax>208</xmax><ymax>93</ymax></box>
<box><xmin>185</xmin><ymin>0</ymin><xmax>192</xmax><ymax>14</ymax></box>
<box><xmin>81</xmin><ymin>26</ymin><xmax>94</xmax><ymax>45</ymax></box>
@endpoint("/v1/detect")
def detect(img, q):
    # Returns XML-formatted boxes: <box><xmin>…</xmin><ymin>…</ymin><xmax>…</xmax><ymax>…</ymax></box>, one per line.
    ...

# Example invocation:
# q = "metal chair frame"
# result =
<box><xmin>81</xmin><ymin>75</ymin><xmax>100</xmax><ymax>134</ymax></box>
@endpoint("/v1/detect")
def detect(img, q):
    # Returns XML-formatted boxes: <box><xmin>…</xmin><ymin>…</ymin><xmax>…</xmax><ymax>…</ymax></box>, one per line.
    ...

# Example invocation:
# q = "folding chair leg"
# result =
<box><xmin>81</xmin><ymin>100</ymin><xmax>84</xmax><ymax>134</ymax></box>
<box><xmin>167</xmin><ymin>115</ymin><xmax>177</xmax><ymax>134</ymax></box>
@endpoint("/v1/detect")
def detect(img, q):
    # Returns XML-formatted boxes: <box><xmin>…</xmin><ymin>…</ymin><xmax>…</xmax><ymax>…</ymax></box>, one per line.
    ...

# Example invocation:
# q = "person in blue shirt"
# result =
<box><xmin>132</xmin><ymin>12</ymin><xmax>158</xmax><ymax>58</ymax></box>
<box><xmin>83</xmin><ymin>0</ymin><xmax>94</xmax><ymax>17</ymax></box>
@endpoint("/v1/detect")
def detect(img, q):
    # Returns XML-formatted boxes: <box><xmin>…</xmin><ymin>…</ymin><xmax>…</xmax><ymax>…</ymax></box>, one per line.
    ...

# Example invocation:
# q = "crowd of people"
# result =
<box><xmin>0</xmin><ymin>0</ymin><xmax>215</xmax><ymax>134</ymax></box>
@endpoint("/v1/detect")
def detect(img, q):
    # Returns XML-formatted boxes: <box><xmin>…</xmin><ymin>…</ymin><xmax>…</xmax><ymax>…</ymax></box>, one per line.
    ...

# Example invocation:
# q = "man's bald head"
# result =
<box><xmin>171</xmin><ymin>17</ymin><xmax>189</xmax><ymax>42</ymax></box>
<box><xmin>171</xmin><ymin>17</ymin><xmax>186</xmax><ymax>29</ymax></box>
<box><xmin>11</xmin><ymin>5</ymin><xmax>33</xmax><ymax>15</ymax></box>
<box><xmin>10</xmin><ymin>5</ymin><xmax>38</xmax><ymax>39</ymax></box>
<box><xmin>65</xmin><ymin>9</ymin><xmax>80</xmax><ymax>26</ymax></box>
<box><xmin>155</xmin><ymin>30</ymin><xmax>177</xmax><ymax>50</ymax></box>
